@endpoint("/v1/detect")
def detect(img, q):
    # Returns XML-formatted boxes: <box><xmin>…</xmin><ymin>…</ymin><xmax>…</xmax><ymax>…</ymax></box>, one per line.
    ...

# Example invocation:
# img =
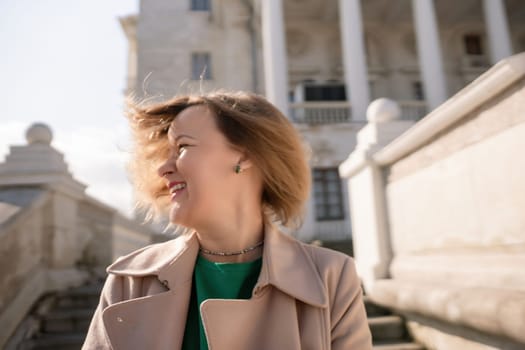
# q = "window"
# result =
<box><xmin>463</xmin><ymin>34</ymin><xmax>483</xmax><ymax>55</ymax></box>
<box><xmin>191</xmin><ymin>0</ymin><xmax>210</xmax><ymax>11</ymax></box>
<box><xmin>412</xmin><ymin>81</ymin><xmax>424</xmax><ymax>101</ymax></box>
<box><xmin>313</xmin><ymin>168</ymin><xmax>345</xmax><ymax>221</ymax></box>
<box><xmin>304</xmin><ymin>84</ymin><xmax>346</xmax><ymax>101</ymax></box>
<box><xmin>191</xmin><ymin>52</ymin><xmax>212</xmax><ymax>80</ymax></box>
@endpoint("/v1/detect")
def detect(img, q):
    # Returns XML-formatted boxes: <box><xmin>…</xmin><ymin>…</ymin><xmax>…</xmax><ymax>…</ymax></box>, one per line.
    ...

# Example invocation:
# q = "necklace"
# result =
<box><xmin>199</xmin><ymin>240</ymin><xmax>264</xmax><ymax>256</ymax></box>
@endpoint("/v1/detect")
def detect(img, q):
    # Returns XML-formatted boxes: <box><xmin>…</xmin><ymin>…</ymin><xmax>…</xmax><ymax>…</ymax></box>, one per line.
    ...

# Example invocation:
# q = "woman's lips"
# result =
<box><xmin>168</xmin><ymin>181</ymin><xmax>186</xmax><ymax>201</ymax></box>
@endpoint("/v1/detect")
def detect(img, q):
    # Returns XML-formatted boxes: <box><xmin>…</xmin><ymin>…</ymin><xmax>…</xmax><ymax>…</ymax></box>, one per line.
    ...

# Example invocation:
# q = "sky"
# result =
<box><xmin>1</xmin><ymin>0</ymin><xmax>139</xmax><ymax>216</ymax></box>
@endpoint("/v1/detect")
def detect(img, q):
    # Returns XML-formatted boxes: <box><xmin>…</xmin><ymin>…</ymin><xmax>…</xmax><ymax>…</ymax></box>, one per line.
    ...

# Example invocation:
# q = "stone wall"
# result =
<box><xmin>386</xmin><ymin>76</ymin><xmax>525</xmax><ymax>285</ymax></box>
<box><xmin>113</xmin><ymin>213</ymin><xmax>168</xmax><ymax>260</ymax></box>
<box><xmin>77</xmin><ymin>197</ymin><xmax>115</xmax><ymax>267</ymax></box>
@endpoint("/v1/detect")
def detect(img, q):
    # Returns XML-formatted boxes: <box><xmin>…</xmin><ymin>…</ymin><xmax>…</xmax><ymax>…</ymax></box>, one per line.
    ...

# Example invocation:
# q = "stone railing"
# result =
<box><xmin>340</xmin><ymin>53</ymin><xmax>525</xmax><ymax>348</ymax></box>
<box><xmin>289</xmin><ymin>101</ymin><xmax>352</xmax><ymax>124</ymax></box>
<box><xmin>397</xmin><ymin>100</ymin><xmax>427</xmax><ymax>121</ymax></box>
<box><xmin>0</xmin><ymin>187</ymin><xmax>90</xmax><ymax>348</ymax></box>
<box><xmin>0</xmin><ymin>189</ymin><xmax>163</xmax><ymax>348</ymax></box>
<box><xmin>290</xmin><ymin>100</ymin><xmax>427</xmax><ymax>125</ymax></box>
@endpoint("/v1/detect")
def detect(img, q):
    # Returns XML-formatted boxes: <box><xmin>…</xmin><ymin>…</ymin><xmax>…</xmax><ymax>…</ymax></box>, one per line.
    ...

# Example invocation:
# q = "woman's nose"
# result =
<box><xmin>157</xmin><ymin>160</ymin><xmax>175</xmax><ymax>178</ymax></box>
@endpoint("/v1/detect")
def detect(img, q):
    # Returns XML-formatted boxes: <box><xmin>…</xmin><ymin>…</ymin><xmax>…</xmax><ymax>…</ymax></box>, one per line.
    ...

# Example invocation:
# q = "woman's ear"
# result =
<box><xmin>237</xmin><ymin>152</ymin><xmax>254</xmax><ymax>170</ymax></box>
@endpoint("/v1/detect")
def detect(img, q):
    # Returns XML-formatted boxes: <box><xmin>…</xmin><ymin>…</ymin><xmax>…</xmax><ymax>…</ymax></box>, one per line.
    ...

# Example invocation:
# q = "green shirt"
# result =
<box><xmin>181</xmin><ymin>255</ymin><xmax>262</xmax><ymax>350</ymax></box>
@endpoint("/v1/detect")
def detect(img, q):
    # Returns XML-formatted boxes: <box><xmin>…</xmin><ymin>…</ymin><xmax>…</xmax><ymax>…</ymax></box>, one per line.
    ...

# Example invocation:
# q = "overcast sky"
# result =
<box><xmin>1</xmin><ymin>0</ymin><xmax>139</xmax><ymax>216</ymax></box>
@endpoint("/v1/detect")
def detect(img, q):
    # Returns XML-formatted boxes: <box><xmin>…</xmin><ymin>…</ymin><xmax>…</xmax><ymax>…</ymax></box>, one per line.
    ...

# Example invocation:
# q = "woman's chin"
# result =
<box><xmin>169</xmin><ymin>205</ymin><xmax>189</xmax><ymax>227</ymax></box>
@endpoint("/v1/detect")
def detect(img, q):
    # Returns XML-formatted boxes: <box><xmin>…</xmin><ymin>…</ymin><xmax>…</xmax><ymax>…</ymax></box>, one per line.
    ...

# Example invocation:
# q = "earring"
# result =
<box><xmin>235</xmin><ymin>163</ymin><xmax>242</xmax><ymax>174</ymax></box>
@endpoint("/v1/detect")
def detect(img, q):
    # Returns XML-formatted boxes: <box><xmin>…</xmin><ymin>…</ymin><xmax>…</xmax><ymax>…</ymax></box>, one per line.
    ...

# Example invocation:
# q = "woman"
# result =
<box><xmin>82</xmin><ymin>91</ymin><xmax>372</xmax><ymax>349</ymax></box>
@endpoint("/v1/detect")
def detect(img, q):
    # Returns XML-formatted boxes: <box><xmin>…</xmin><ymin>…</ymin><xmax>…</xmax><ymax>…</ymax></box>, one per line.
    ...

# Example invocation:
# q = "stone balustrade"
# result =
<box><xmin>289</xmin><ymin>100</ymin><xmax>427</xmax><ymax>125</ymax></box>
<box><xmin>340</xmin><ymin>52</ymin><xmax>525</xmax><ymax>349</ymax></box>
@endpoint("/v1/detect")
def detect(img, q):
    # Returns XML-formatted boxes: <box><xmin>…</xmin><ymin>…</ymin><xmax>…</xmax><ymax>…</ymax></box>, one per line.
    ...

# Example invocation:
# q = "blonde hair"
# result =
<box><xmin>126</xmin><ymin>91</ymin><xmax>311</xmax><ymax>229</ymax></box>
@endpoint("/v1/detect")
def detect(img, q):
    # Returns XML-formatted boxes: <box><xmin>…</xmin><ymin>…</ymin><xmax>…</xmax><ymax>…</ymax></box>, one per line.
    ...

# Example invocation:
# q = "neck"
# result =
<box><xmin>195</xmin><ymin>213</ymin><xmax>265</xmax><ymax>263</ymax></box>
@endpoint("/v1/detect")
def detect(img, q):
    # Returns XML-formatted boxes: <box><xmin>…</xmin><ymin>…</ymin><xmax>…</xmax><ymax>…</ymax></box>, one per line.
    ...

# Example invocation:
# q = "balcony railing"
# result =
<box><xmin>289</xmin><ymin>101</ymin><xmax>352</xmax><ymax>125</ymax></box>
<box><xmin>290</xmin><ymin>100</ymin><xmax>427</xmax><ymax>125</ymax></box>
<box><xmin>398</xmin><ymin>100</ymin><xmax>427</xmax><ymax>121</ymax></box>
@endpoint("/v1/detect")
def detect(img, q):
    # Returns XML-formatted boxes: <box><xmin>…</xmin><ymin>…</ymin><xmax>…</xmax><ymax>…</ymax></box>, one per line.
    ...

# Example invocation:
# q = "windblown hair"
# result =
<box><xmin>126</xmin><ymin>91</ymin><xmax>311</xmax><ymax>230</ymax></box>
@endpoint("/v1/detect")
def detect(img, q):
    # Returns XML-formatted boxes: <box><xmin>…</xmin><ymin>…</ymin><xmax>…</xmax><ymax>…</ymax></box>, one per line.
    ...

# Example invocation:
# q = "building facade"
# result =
<box><xmin>120</xmin><ymin>0</ymin><xmax>525</xmax><ymax>241</ymax></box>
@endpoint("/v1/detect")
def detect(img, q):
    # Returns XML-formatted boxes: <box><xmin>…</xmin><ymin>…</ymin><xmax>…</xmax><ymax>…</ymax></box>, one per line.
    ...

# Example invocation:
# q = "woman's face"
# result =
<box><xmin>157</xmin><ymin>105</ymin><xmax>247</xmax><ymax>228</ymax></box>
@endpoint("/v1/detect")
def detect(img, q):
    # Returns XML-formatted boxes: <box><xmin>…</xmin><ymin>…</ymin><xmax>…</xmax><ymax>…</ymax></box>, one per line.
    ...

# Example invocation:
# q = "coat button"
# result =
<box><xmin>161</xmin><ymin>280</ymin><xmax>169</xmax><ymax>288</ymax></box>
<box><xmin>117</xmin><ymin>317</ymin><xmax>123</xmax><ymax>323</ymax></box>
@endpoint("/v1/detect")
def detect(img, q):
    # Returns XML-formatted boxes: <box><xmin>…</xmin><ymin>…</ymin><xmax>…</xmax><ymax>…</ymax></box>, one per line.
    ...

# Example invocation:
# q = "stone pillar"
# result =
<box><xmin>339</xmin><ymin>99</ymin><xmax>414</xmax><ymax>292</ymax></box>
<box><xmin>339</xmin><ymin>0</ymin><xmax>370</xmax><ymax>121</ymax></box>
<box><xmin>483</xmin><ymin>0</ymin><xmax>513</xmax><ymax>64</ymax></box>
<box><xmin>261</xmin><ymin>0</ymin><xmax>289</xmax><ymax>115</ymax></box>
<box><xmin>412</xmin><ymin>0</ymin><xmax>447</xmax><ymax>110</ymax></box>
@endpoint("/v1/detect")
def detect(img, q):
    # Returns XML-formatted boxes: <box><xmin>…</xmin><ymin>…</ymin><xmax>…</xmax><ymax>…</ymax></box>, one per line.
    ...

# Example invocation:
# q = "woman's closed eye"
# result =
<box><xmin>177</xmin><ymin>144</ymin><xmax>191</xmax><ymax>154</ymax></box>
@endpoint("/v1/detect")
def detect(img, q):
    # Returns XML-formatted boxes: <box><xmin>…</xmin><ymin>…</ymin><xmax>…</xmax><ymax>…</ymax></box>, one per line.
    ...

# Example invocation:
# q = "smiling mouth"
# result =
<box><xmin>169</xmin><ymin>182</ymin><xmax>187</xmax><ymax>200</ymax></box>
<box><xmin>169</xmin><ymin>182</ymin><xmax>186</xmax><ymax>193</ymax></box>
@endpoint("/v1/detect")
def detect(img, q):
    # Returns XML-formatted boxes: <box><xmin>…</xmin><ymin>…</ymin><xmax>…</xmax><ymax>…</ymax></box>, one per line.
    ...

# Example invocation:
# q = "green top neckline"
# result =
<box><xmin>196</xmin><ymin>255</ymin><xmax>262</xmax><ymax>273</ymax></box>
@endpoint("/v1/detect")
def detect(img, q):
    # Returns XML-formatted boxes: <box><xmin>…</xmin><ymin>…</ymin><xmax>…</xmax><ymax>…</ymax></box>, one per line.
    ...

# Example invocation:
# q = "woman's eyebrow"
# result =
<box><xmin>174</xmin><ymin>134</ymin><xmax>197</xmax><ymax>141</ymax></box>
<box><xmin>168</xmin><ymin>133</ymin><xmax>197</xmax><ymax>144</ymax></box>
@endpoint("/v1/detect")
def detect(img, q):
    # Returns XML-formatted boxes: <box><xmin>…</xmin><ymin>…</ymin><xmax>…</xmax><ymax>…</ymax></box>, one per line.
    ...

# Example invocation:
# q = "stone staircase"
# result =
<box><xmin>366</xmin><ymin>296</ymin><xmax>425</xmax><ymax>350</ymax></box>
<box><xmin>10</xmin><ymin>276</ymin><xmax>424</xmax><ymax>349</ymax></box>
<box><xmin>11</xmin><ymin>281</ymin><xmax>103</xmax><ymax>350</ymax></box>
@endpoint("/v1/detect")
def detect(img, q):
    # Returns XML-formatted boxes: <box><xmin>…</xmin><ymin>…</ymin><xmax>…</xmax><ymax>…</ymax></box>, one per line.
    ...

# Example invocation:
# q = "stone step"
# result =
<box><xmin>373</xmin><ymin>341</ymin><xmax>425</xmax><ymax>350</ymax></box>
<box><xmin>58</xmin><ymin>283</ymin><xmax>103</xmax><ymax>296</ymax></box>
<box><xmin>53</xmin><ymin>294</ymin><xmax>100</xmax><ymax>310</ymax></box>
<box><xmin>40</xmin><ymin>309</ymin><xmax>95</xmax><ymax>333</ymax></box>
<box><xmin>20</xmin><ymin>333</ymin><xmax>85</xmax><ymax>350</ymax></box>
<box><xmin>52</xmin><ymin>283</ymin><xmax>103</xmax><ymax>310</ymax></box>
<box><xmin>369</xmin><ymin>315</ymin><xmax>407</xmax><ymax>342</ymax></box>
<box><xmin>364</xmin><ymin>296</ymin><xmax>391</xmax><ymax>317</ymax></box>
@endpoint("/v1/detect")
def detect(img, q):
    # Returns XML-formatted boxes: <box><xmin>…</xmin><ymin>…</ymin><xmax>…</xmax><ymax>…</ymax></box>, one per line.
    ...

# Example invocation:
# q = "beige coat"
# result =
<box><xmin>82</xmin><ymin>225</ymin><xmax>372</xmax><ymax>350</ymax></box>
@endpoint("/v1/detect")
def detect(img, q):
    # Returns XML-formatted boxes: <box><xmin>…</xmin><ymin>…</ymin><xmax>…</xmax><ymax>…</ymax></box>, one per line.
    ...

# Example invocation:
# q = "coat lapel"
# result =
<box><xmin>255</xmin><ymin>224</ymin><xmax>328</xmax><ymax>307</ymax></box>
<box><xmin>102</xmin><ymin>286</ymin><xmax>191</xmax><ymax>350</ymax></box>
<box><xmin>102</xmin><ymin>232</ymin><xmax>200</xmax><ymax>350</ymax></box>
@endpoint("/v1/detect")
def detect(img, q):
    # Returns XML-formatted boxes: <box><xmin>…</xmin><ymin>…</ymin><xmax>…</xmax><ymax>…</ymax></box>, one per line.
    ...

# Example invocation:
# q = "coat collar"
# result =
<box><xmin>107</xmin><ymin>224</ymin><xmax>328</xmax><ymax>308</ymax></box>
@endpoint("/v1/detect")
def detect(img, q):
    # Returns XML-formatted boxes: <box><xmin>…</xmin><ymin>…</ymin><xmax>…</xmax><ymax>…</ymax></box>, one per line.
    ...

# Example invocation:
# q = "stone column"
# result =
<box><xmin>412</xmin><ymin>0</ymin><xmax>447</xmax><ymax>110</ymax></box>
<box><xmin>261</xmin><ymin>0</ymin><xmax>289</xmax><ymax>115</ymax></box>
<box><xmin>339</xmin><ymin>99</ymin><xmax>414</xmax><ymax>292</ymax></box>
<box><xmin>483</xmin><ymin>0</ymin><xmax>513</xmax><ymax>64</ymax></box>
<box><xmin>339</xmin><ymin>0</ymin><xmax>370</xmax><ymax>121</ymax></box>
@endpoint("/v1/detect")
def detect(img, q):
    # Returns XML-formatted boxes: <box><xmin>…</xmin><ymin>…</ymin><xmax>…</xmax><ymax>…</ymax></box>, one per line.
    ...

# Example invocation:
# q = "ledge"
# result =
<box><xmin>368</xmin><ymin>279</ymin><xmax>525</xmax><ymax>345</ymax></box>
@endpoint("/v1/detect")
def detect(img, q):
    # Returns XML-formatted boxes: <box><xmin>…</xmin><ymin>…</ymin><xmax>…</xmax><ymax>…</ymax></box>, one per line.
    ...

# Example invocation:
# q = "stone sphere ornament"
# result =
<box><xmin>26</xmin><ymin>122</ymin><xmax>53</xmax><ymax>145</ymax></box>
<box><xmin>366</xmin><ymin>98</ymin><xmax>401</xmax><ymax>123</ymax></box>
